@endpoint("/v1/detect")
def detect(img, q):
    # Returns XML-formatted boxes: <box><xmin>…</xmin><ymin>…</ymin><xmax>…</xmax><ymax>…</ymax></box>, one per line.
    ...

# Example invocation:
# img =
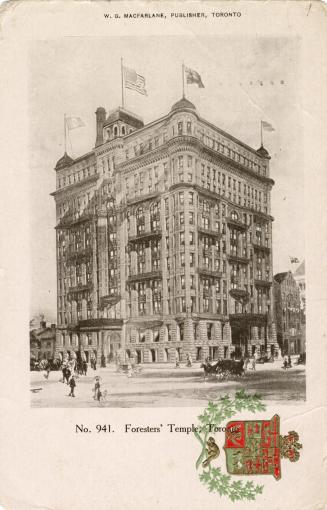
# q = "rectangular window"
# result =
<box><xmin>179</xmin><ymin>191</ymin><xmax>184</xmax><ymax>205</ymax></box>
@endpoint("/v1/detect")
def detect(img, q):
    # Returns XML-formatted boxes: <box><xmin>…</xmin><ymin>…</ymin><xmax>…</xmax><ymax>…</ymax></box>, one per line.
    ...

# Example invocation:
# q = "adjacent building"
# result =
<box><xmin>293</xmin><ymin>260</ymin><xmax>306</xmax><ymax>354</ymax></box>
<box><xmin>293</xmin><ymin>260</ymin><xmax>305</xmax><ymax>313</ymax></box>
<box><xmin>30</xmin><ymin>321</ymin><xmax>57</xmax><ymax>360</ymax></box>
<box><xmin>52</xmin><ymin>97</ymin><xmax>278</xmax><ymax>364</ymax></box>
<box><xmin>273</xmin><ymin>271</ymin><xmax>302</xmax><ymax>355</ymax></box>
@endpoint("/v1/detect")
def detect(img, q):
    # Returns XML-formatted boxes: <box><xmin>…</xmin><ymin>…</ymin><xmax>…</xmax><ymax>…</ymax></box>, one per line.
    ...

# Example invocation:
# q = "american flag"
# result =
<box><xmin>184</xmin><ymin>66</ymin><xmax>204</xmax><ymax>88</ymax></box>
<box><xmin>261</xmin><ymin>120</ymin><xmax>275</xmax><ymax>132</ymax></box>
<box><xmin>123</xmin><ymin>66</ymin><xmax>147</xmax><ymax>96</ymax></box>
<box><xmin>66</xmin><ymin>116</ymin><xmax>85</xmax><ymax>130</ymax></box>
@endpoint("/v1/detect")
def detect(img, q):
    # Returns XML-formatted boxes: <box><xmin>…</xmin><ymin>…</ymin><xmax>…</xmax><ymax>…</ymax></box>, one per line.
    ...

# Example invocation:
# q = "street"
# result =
<box><xmin>30</xmin><ymin>361</ymin><xmax>306</xmax><ymax>408</ymax></box>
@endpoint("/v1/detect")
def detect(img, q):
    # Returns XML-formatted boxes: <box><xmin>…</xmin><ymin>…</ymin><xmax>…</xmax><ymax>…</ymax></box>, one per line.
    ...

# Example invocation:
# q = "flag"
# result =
<box><xmin>261</xmin><ymin>120</ymin><xmax>275</xmax><ymax>132</ymax></box>
<box><xmin>184</xmin><ymin>66</ymin><xmax>204</xmax><ymax>88</ymax></box>
<box><xmin>290</xmin><ymin>257</ymin><xmax>300</xmax><ymax>263</ymax></box>
<box><xmin>66</xmin><ymin>116</ymin><xmax>85</xmax><ymax>130</ymax></box>
<box><xmin>123</xmin><ymin>66</ymin><xmax>147</xmax><ymax>96</ymax></box>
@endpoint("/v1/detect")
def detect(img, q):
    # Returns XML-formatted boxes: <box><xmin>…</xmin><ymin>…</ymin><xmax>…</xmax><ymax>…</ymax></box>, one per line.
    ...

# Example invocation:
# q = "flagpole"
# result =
<box><xmin>260</xmin><ymin>120</ymin><xmax>263</xmax><ymax>147</ymax></box>
<box><xmin>121</xmin><ymin>57</ymin><xmax>125</xmax><ymax>109</ymax></box>
<box><xmin>182</xmin><ymin>62</ymin><xmax>185</xmax><ymax>98</ymax></box>
<box><xmin>64</xmin><ymin>113</ymin><xmax>67</xmax><ymax>153</ymax></box>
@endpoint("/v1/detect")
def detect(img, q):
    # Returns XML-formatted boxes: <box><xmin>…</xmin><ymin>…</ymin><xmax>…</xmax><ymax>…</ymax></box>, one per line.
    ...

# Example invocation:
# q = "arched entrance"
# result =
<box><xmin>150</xmin><ymin>349</ymin><xmax>157</xmax><ymax>362</ymax></box>
<box><xmin>135</xmin><ymin>350</ymin><xmax>142</xmax><ymax>364</ymax></box>
<box><xmin>196</xmin><ymin>347</ymin><xmax>203</xmax><ymax>361</ymax></box>
<box><xmin>102</xmin><ymin>331</ymin><xmax>121</xmax><ymax>363</ymax></box>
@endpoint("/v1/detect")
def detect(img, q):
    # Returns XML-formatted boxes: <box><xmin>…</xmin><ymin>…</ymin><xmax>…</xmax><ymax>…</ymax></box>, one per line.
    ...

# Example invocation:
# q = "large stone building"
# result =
<box><xmin>52</xmin><ymin>97</ymin><xmax>278</xmax><ymax>364</ymax></box>
<box><xmin>273</xmin><ymin>271</ymin><xmax>302</xmax><ymax>355</ymax></box>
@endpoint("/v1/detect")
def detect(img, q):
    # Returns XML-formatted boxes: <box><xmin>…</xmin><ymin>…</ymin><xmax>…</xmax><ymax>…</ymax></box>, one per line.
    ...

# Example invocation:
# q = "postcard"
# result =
<box><xmin>0</xmin><ymin>1</ymin><xmax>326</xmax><ymax>509</ymax></box>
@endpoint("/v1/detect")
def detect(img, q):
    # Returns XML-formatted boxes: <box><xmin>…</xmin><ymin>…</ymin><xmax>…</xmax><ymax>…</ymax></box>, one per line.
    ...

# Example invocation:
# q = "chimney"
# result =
<box><xmin>51</xmin><ymin>323</ymin><xmax>56</xmax><ymax>329</ymax></box>
<box><xmin>95</xmin><ymin>107</ymin><xmax>106</xmax><ymax>147</ymax></box>
<box><xmin>40</xmin><ymin>321</ymin><xmax>46</xmax><ymax>329</ymax></box>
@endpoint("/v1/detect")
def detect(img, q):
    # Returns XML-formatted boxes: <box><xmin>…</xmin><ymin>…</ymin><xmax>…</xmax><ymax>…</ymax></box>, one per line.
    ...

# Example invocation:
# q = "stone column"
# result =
<box><xmin>181</xmin><ymin>317</ymin><xmax>196</xmax><ymax>362</ymax></box>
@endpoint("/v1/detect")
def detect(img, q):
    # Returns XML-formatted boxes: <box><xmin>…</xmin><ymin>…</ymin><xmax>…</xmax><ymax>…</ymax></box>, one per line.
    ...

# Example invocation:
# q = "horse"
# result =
<box><xmin>201</xmin><ymin>360</ymin><xmax>220</xmax><ymax>381</ymax></box>
<box><xmin>201</xmin><ymin>359</ymin><xmax>245</xmax><ymax>381</ymax></box>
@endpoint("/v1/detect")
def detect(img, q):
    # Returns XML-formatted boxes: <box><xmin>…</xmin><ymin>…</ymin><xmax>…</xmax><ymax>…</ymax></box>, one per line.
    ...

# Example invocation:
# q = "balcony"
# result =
<box><xmin>197</xmin><ymin>267</ymin><xmax>222</xmax><ymax>278</ymax></box>
<box><xmin>227</xmin><ymin>254</ymin><xmax>250</xmax><ymax>265</ymax></box>
<box><xmin>99</xmin><ymin>294</ymin><xmax>121</xmax><ymax>309</ymax></box>
<box><xmin>66</xmin><ymin>247</ymin><xmax>92</xmax><ymax>263</ymax></box>
<box><xmin>68</xmin><ymin>283</ymin><xmax>92</xmax><ymax>295</ymax></box>
<box><xmin>127</xmin><ymin>270</ymin><xmax>162</xmax><ymax>283</ymax></box>
<box><xmin>77</xmin><ymin>318</ymin><xmax>123</xmax><ymax>330</ymax></box>
<box><xmin>252</xmin><ymin>243</ymin><xmax>271</xmax><ymax>253</ymax></box>
<box><xmin>127</xmin><ymin>191</ymin><xmax>160</xmax><ymax>206</ymax></box>
<box><xmin>227</xmin><ymin>217</ymin><xmax>248</xmax><ymax>231</ymax></box>
<box><xmin>128</xmin><ymin>229</ymin><xmax>162</xmax><ymax>244</ymax></box>
<box><xmin>229</xmin><ymin>288</ymin><xmax>249</xmax><ymax>300</ymax></box>
<box><xmin>198</xmin><ymin>227</ymin><xmax>222</xmax><ymax>239</ymax></box>
<box><xmin>229</xmin><ymin>313</ymin><xmax>268</xmax><ymax>327</ymax></box>
<box><xmin>254</xmin><ymin>279</ymin><xmax>272</xmax><ymax>288</ymax></box>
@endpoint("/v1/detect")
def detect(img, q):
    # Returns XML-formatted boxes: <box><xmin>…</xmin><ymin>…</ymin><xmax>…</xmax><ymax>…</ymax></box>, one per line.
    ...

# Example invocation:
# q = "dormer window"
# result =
<box><xmin>121</xmin><ymin>126</ymin><xmax>126</xmax><ymax>135</ymax></box>
<box><xmin>113</xmin><ymin>126</ymin><xmax>118</xmax><ymax>137</ymax></box>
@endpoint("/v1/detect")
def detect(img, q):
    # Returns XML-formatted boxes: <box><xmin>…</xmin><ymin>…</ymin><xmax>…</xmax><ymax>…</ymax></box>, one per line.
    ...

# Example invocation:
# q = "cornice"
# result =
<box><xmin>51</xmin><ymin>174</ymin><xmax>98</xmax><ymax>198</ymax></box>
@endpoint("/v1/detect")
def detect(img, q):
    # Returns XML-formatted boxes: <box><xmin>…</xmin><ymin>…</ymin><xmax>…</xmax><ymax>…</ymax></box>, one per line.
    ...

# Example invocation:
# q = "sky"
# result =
<box><xmin>29</xmin><ymin>36</ymin><xmax>304</xmax><ymax>322</ymax></box>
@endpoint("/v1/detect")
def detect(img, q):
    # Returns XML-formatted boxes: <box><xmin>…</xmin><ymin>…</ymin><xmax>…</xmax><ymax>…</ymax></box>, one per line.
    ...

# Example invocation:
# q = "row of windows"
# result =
<box><xmin>58</xmin><ymin>165</ymin><xmax>96</xmax><ymax>190</ymax></box>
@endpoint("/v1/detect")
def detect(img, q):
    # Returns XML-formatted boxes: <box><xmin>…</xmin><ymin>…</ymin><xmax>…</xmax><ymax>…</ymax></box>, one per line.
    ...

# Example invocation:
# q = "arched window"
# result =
<box><xmin>113</xmin><ymin>125</ymin><xmax>118</xmax><ymax>137</ymax></box>
<box><xmin>136</xmin><ymin>206</ymin><xmax>145</xmax><ymax>234</ymax></box>
<box><xmin>121</xmin><ymin>126</ymin><xmax>126</xmax><ymax>135</ymax></box>
<box><xmin>106</xmin><ymin>196</ymin><xmax>115</xmax><ymax>210</ymax></box>
<box><xmin>150</xmin><ymin>202</ymin><xmax>160</xmax><ymax>230</ymax></box>
<box><xmin>231</xmin><ymin>210</ymin><xmax>238</xmax><ymax>220</ymax></box>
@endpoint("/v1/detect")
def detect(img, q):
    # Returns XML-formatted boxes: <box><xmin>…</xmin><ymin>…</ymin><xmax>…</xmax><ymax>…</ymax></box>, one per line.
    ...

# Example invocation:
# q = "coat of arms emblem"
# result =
<box><xmin>224</xmin><ymin>414</ymin><xmax>301</xmax><ymax>480</ymax></box>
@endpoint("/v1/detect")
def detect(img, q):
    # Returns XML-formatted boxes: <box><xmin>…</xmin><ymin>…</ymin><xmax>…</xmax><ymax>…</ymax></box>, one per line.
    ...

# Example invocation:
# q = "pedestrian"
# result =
<box><xmin>244</xmin><ymin>357</ymin><xmax>249</xmax><ymax>371</ymax></box>
<box><xmin>93</xmin><ymin>358</ymin><xmax>97</xmax><ymax>371</ymax></box>
<box><xmin>287</xmin><ymin>355</ymin><xmax>292</xmax><ymax>369</ymax></box>
<box><xmin>283</xmin><ymin>355</ymin><xmax>288</xmax><ymax>370</ymax></box>
<box><xmin>175</xmin><ymin>359</ymin><xmax>180</xmax><ymax>368</ymax></box>
<box><xmin>83</xmin><ymin>360</ymin><xmax>88</xmax><ymax>376</ymax></box>
<box><xmin>45</xmin><ymin>361</ymin><xmax>51</xmax><ymax>380</ymax></box>
<box><xmin>93</xmin><ymin>376</ymin><xmax>101</xmax><ymax>401</ymax></box>
<box><xmin>69</xmin><ymin>375</ymin><xmax>76</xmax><ymax>397</ymax></box>
<box><xmin>252</xmin><ymin>352</ymin><xmax>257</xmax><ymax>371</ymax></box>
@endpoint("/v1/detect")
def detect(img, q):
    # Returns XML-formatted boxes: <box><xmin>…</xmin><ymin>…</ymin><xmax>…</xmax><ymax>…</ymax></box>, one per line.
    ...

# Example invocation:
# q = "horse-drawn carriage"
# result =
<box><xmin>201</xmin><ymin>359</ymin><xmax>245</xmax><ymax>381</ymax></box>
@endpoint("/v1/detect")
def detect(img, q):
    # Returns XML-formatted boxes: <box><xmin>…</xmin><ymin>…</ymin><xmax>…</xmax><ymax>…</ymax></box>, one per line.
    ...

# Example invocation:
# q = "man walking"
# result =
<box><xmin>68</xmin><ymin>375</ymin><xmax>76</xmax><ymax>397</ymax></box>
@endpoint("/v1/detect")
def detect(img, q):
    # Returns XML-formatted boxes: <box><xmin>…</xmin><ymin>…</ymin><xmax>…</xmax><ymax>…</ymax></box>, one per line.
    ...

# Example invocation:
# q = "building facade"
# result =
<box><xmin>293</xmin><ymin>260</ymin><xmax>306</xmax><ymax>354</ymax></box>
<box><xmin>273</xmin><ymin>271</ymin><xmax>302</xmax><ymax>355</ymax></box>
<box><xmin>52</xmin><ymin>98</ymin><xmax>278</xmax><ymax>364</ymax></box>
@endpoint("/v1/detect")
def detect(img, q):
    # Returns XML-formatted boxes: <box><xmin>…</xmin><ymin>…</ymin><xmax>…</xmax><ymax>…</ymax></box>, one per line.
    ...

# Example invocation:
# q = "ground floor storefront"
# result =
<box><xmin>55</xmin><ymin>315</ymin><xmax>279</xmax><ymax>364</ymax></box>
